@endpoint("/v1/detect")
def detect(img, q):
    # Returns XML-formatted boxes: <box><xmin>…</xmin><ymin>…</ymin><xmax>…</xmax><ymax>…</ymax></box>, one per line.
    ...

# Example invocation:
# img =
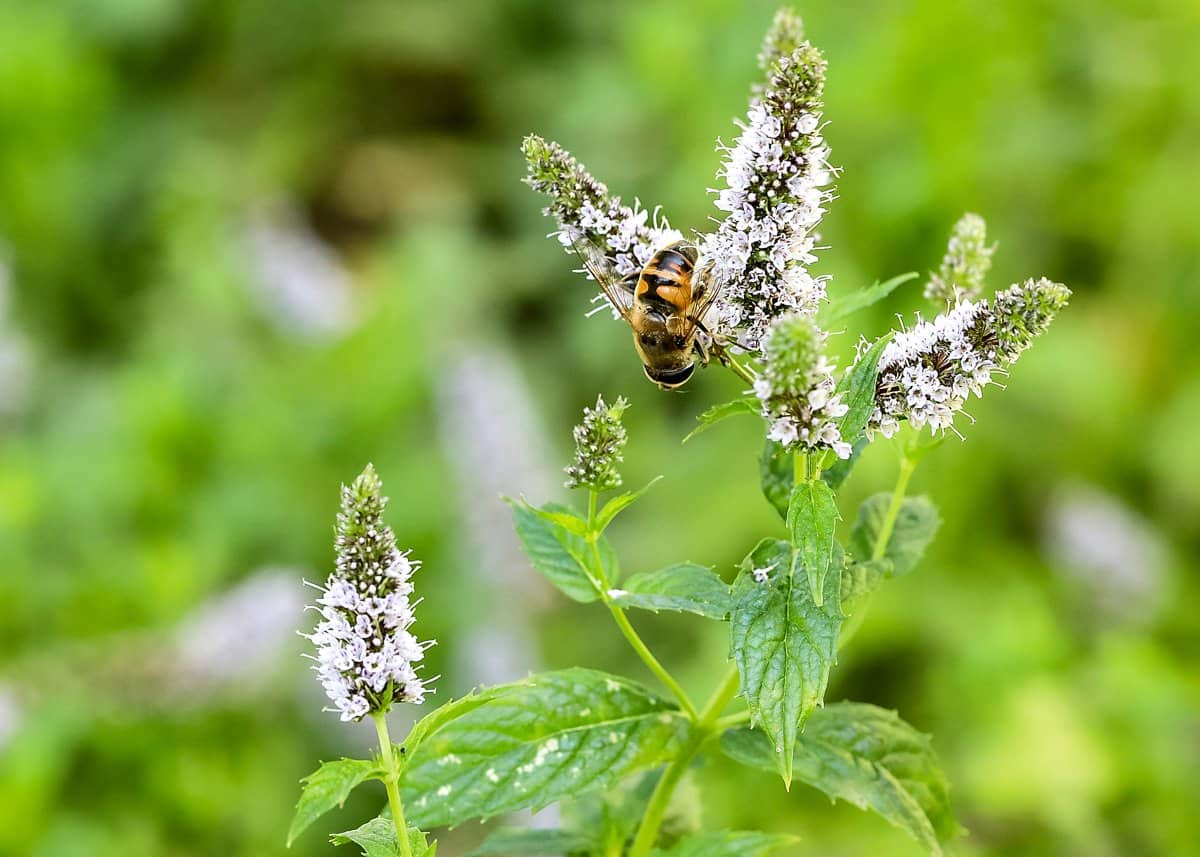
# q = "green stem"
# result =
<box><xmin>629</xmin><ymin>665</ymin><xmax>742</xmax><ymax>857</ymax></box>
<box><xmin>793</xmin><ymin>451</ymin><xmax>807</xmax><ymax>485</ymax></box>
<box><xmin>871</xmin><ymin>456</ymin><xmax>916</xmax><ymax>561</ymax></box>
<box><xmin>721</xmin><ymin>349</ymin><xmax>757</xmax><ymax>385</ymax></box>
<box><xmin>588</xmin><ymin>490</ymin><xmax>697</xmax><ymax>719</ymax></box>
<box><xmin>372</xmin><ymin>712</ymin><xmax>414</xmax><ymax>857</ymax></box>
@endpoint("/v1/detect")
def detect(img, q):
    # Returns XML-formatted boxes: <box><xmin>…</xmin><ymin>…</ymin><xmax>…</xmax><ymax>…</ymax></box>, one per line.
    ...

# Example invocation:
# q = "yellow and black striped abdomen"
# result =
<box><xmin>636</xmin><ymin>242</ymin><xmax>698</xmax><ymax>316</ymax></box>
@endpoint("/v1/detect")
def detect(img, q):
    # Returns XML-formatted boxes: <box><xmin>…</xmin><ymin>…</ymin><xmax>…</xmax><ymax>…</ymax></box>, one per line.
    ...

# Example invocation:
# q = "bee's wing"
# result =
<box><xmin>686</xmin><ymin>255</ymin><xmax>727</xmax><ymax>328</ymax></box>
<box><xmin>568</xmin><ymin>233</ymin><xmax>635</xmax><ymax>323</ymax></box>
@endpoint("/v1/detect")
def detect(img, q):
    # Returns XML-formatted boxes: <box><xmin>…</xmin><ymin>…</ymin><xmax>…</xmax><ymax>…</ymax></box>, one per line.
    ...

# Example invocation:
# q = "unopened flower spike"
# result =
<box><xmin>565</xmin><ymin>395</ymin><xmax>630</xmax><ymax>492</ymax></box>
<box><xmin>756</xmin><ymin>313</ymin><xmax>851</xmax><ymax>458</ymax></box>
<box><xmin>757</xmin><ymin>7</ymin><xmax>806</xmax><ymax>77</ymax></box>
<box><xmin>305</xmin><ymin>464</ymin><xmax>431</xmax><ymax>722</ymax></box>
<box><xmin>522</xmin><ymin>135</ymin><xmax>682</xmax><ymax>301</ymax></box>
<box><xmin>704</xmin><ymin>41</ymin><xmax>835</xmax><ymax>351</ymax></box>
<box><xmin>925</xmin><ymin>212</ymin><xmax>995</xmax><ymax>305</ymax></box>
<box><xmin>870</xmin><ymin>277</ymin><xmax>1070</xmax><ymax>439</ymax></box>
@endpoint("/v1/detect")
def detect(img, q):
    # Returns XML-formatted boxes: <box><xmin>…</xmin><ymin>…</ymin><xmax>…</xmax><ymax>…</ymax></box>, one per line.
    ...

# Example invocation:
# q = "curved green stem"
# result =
<box><xmin>629</xmin><ymin>665</ymin><xmax>742</xmax><ymax>857</ymax></box>
<box><xmin>372</xmin><ymin>712</ymin><xmax>414</xmax><ymax>857</ymax></box>
<box><xmin>588</xmin><ymin>490</ymin><xmax>697</xmax><ymax>719</ymax></box>
<box><xmin>872</xmin><ymin>456</ymin><xmax>917</xmax><ymax>561</ymax></box>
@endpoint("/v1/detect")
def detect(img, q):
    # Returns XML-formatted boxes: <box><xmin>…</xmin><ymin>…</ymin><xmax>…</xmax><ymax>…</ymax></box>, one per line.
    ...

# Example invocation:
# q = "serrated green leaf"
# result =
<box><xmin>508</xmin><ymin>500</ymin><xmax>604</xmax><ymax>601</ymax></box>
<box><xmin>729</xmin><ymin>539</ymin><xmax>842</xmax><ymax>787</ymax></box>
<box><xmin>820</xmin><ymin>272</ymin><xmax>919</xmax><ymax>325</ymax></box>
<box><xmin>683</xmin><ymin>397</ymin><xmax>760</xmax><ymax>443</ymax></box>
<box><xmin>650</xmin><ymin>830</ymin><xmax>799</xmax><ymax>857</ymax></box>
<box><xmin>527</xmin><ymin>504</ymin><xmax>590</xmax><ymax>536</ymax></box>
<box><xmin>786</xmin><ymin>479</ymin><xmax>840</xmax><ymax>606</ymax></box>
<box><xmin>609</xmin><ymin>563</ymin><xmax>731</xmax><ymax>619</ymax></box>
<box><xmin>400</xmin><ymin>668</ymin><xmax>689</xmax><ymax>828</ymax></box>
<box><xmin>594</xmin><ymin>476</ymin><xmax>663</xmax><ymax>531</ymax></box>
<box><xmin>468</xmin><ymin>828</ymin><xmax>595</xmax><ymax>856</ymax></box>
<box><xmin>759</xmin><ymin>438</ymin><xmax>793</xmax><ymax>521</ymax></box>
<box><xmin>848</xmin><ymin>494</ymin><xmax>941</xmax><ymax>575</ymax></box>
<box><xmin>835</xmin><ymin>335</ymin><xmax>890</xmax><ymax>445</ymax></box>
<box><xmin>721</xmin><ymin>702</ymin><xmax>959</xmax><ymax>855</ymax></box>
<box><xmin>840</xmin><ymin>559</ymin><xmax>890</xmax><ymax>617</ymax></box>
<box><xmin>331</xmin><ymin>818</ymin><xmax>430</xmax><ymax>857</ymax></box>
<box><xmin>288</xmin><ymin>758</ymin><xmax>380</xmax><ymax>846</ymax></box>
<box><xmin>820</xmin><ymin>437</ymin><xmax>867</xmax><ymax>490</ymax></box>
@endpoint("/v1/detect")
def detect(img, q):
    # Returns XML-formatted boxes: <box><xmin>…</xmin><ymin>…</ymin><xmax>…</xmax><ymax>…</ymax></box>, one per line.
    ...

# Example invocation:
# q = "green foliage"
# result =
<box><xmin>288</xmin><ymin>758</ymin><xmax>380</xmax><ymax>846</ymax></box>
<box><xmin>468</xmin><ymin>828</ymin><xmax>595</xmax><ymax>856</ymax></box>
<box><xmin>820</xmin><ymin>272</ymin><xmax>918</xmax><ymax>325</ymax></box>
<box><xmin>758</xmin><ymin>438</ymin><xmax>794</xmax><ymax>521</ymax></box>
<box><xmin>331</xmin><ymin>818</ymin><xmax>434</xmax><ymax>857</ymax></box>
<box><xmin>508</xmin><ymin>500</ymin><xmax>613</xmax><ymax>600</ymax></box>
<box><xmin>610</xmin><ymin>563</ymin><xmax>732</xmax><ymax>619</ymax></box>
<box><xmin>729</xmin><ymin>539</ymin><xmax>843</xmax><ymax>786</ymax></box>
<box><xmin>683</xmin><ymin>398</ymin><xmax>760</xmax><ymax>443</ymax></box>
<box><xmin>833</xmin><ymin>335</ymin><xmax>890</xmax><ymax>445</ymax></box>
<box><xmin>786</xmin><ymin>478</ymin><xmax>839</xmax><ymax>605</ymax></box>
<box><xmin>650</xmin><ymin>831</ymin><xmax>799</xmax><ymax>856</ymax></box>
<box><xmin>849</xmin><ymin>494</ymin><xmax>941</xmax><ymax>573</ymax></box>
<box><xmin>722</xmin><ymin>703</ymin><xmax>958</xmax><ymax>855</ymax></box>
<box><xmin>595</xmin><ymin>476</ymin><xmax>664</xmax><ymax>531</ymax></box>
<box><xmin>399</xmin><ymin>669</ymin><xmax>688</xmax><ymax>827</ymax></box>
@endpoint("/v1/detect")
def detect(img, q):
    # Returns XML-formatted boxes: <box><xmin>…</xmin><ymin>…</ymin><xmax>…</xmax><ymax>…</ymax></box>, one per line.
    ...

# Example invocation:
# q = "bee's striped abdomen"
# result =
<box><xmin>636</xmin><ymin>242</ymin><xmax>697</xmax><ymax>314</ymax></box>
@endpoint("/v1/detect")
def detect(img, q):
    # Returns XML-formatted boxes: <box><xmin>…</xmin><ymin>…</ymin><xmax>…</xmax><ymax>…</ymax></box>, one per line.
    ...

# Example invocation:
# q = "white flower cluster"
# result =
<box><xmin>755</xmin><ymin>313</ymin><xmax>851</xmax><ymax>458</ymax></box>
<box><xmin>704</xmin><ymin>42</ymin><xmax>834</xmax><ymax>350</ymax></box>
<box><xmin>306</xmin><ymin>465</ymin><xmax>430</xmax><ymax>722</ymax></box>
<box><xmin>522</xmin><ymin>135</ymin><xmax>681</xmax><ymax>303</ymax></box>
<box><xmin>870</xmin><ymin>277</ymin><xmax>1069</xmax><ymax>438</ymax></box>
<box><xmin>925</xmin><ymin>212</ymin><xmax>994</xmax><ymax>305</ymax></box>
<box><xmin>565</xmin><ymin>395</ymin><xmax>629</xmax><ymax>492</ymax></box>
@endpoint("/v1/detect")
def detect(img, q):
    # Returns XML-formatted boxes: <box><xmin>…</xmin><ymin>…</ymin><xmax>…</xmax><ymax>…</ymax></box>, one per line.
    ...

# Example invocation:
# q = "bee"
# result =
<box><xmin>570</xmin><ymin>235</ymin><xmax>728</xmax><ymax>389</ymax></box>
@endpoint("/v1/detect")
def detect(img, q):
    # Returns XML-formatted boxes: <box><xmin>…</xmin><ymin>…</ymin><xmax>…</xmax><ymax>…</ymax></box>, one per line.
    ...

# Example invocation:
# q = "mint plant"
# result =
<box><xmin>290</xmin><ymin>9</ymin><xmax>1068</xmax><ymax>856</ymax></box>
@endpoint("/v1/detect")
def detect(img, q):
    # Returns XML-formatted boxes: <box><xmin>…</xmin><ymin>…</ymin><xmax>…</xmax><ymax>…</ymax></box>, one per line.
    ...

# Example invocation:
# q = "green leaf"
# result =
<box><xmin>820</xmin><ymin>272</ymin><xmax>918</xmax><ymax>325</ymax></box>
<box><xmin>468</xmin><ymin>828</ymin><xmax>595</xmax><ymax>856</ymax></box>
<box><xmin>848</xmin><ymin>494</ymin><xmax>941</xmax><ymax>575</ymax></box>
<box><xmin>786</xmin><ymin>479</ymin><xmax>840</xmax><ymax>606</ymax></box>
<box><xmin>400</xmin><ymin>668</ymin><xmax>689</xmax><ymax>827</ymax></box>
<box><xmin>288</xmin><ymin>758</ymin><xmax>380</xmax><ymax>846</ymax></box>
<box><xmin>331</xmin><ymin>818</ymin><xmax>430</xmax><ymax>857</ymax></box>
<box><xmin>650</xmin><ymin>831</ymin><xmax>799</xmax><ymax>856</ymax></box>
<box><xmin>820</xmin><ymin>437</ymin><xmax>867</xmax><ymax>490</ymax></box>
<box><xmin>840</xmin><ymin>559</ymin><xmax>890</xmax><ymax>618</ymax></box>
<box><xmin>527</xmin><ymin>504</ymin><xmax>590</xmax><ymax>537</ymax></box>
<box><xmin>835</xmin><ymin>335</ymin><xmax>890</xmax><ymax>445</ymax></box>
<box><xmin>683</xmin><ymin>397</ymin><xmax>760</xmax><ymax>443</ymax></box>
<box><xmin>594</xmin><ymin>476</ymin><xmax>663</xmax><ymax>531</ymax></box>
<box><xmin>508</xmin><ymin>500</ymin><xmax>604</xmax><ymax>601</ymax></box>
<box><xmin>759</xmin><ymin>438</ymin><xmax>793</xmax><ymax>521</ymax></box>
<box><xmin>729</xmin><ymin>539</ymin><xmax>843</xmax><ymax>787</ymax></box>
<box><xmin>609</xmin><ymin>563</ymin><xmax>731</xmax><ymax>619</ymax></box>
<box><xmin>721</xmin><ymin>703</ymin><xmax>959</xmax><ymax>855</ymax></box>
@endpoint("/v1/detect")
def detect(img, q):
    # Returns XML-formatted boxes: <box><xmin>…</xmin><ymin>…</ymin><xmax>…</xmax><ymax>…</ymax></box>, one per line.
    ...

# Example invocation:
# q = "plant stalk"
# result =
<box><xmin>372</xmin><ymin>712</ymin><xmax>414</xmax><ymax>857</ymax></box>
<box><xmin>629</xmin><ymin>664</ymin><xmax>742</xmax><ymax>856</ymax></box>
<box><xmin>872</xmin><ymin>456</ymin><xmax>916</xmax><ymax>561</ymax></box>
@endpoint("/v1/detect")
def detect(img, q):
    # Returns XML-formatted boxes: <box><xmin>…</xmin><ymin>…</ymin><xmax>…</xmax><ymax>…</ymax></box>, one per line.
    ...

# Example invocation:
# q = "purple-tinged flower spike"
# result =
<box><xmin>565</xmin><ymin>395</ymin><xmax>629</xmax><ymax>492</ymax></box>
<box><xmin>755</xmin><ymin>313</ymin><xmax>851</xmax><ymax>458</ymax></box>
<box><xmin>869</xmin><ymin>277</ymin><xmax>1069</xmax><ymax>439</ymax></box>
<box><xmin>522</xmin><ymin>135</ymin><xmax>682</xmax><ymax>311</ymax></box>
<box><xmin>925</xmin><ymin>212</ymin><xmax>995</xmax><ymax>305</ymax></box>
<box><xmin>703</xmin><ymin>40</ymin><xmax>834</xmax><ymax>351</ymax></box>
<box><xmin>306</xmin><ymin>464</ymin><xmax>431</xmax><ymax>722</ymax></box>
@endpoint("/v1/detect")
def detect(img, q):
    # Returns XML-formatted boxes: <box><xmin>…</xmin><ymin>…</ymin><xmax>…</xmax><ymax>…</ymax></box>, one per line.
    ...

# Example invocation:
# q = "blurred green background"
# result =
<box><xmin>1</xmin><ymin>0</ymin><xmax>1198</xmax><ymax>855</ymax></box>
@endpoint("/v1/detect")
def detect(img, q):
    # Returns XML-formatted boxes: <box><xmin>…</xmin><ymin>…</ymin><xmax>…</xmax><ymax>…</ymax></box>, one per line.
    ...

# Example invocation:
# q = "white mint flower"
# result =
<box><xmin>565</xmin><ymin>395</ymin><xmax>630</xmax><ymax>492</ymax></box>
<box><xmin>305</xmin><ymin>464</ymin><xmax>431</xmax><ymax>722</ymax></box>
<box><xmin>704</xmin><ymin>39</ymin><xmax>834</xmax><ymax>350</ymax></box>
<box><xmin>756</xmin><ymin>313</ymin><xmax>851</xmax><ymax>458</ymax></box>
<box><xmin>522</xmin><ymin>135</ymin><xmax>682</xmax><ymax>315</ymax></box>
<box><xmin>870</xmin><ymin>277</ymin><xmax>1070</xmax><ymax>439</ymax></box>
<box><xmin>925</xmin><ymin>212</ymin><xmax>995</xmax><ymax>305</ymax></box>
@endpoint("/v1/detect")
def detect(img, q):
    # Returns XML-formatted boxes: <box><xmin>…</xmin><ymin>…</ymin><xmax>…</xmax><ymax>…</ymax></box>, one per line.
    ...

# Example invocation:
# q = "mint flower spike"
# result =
<box><xmin>306</xmin><ymin>464</ymin><xmax>431</xmax><ymax>722</ymax></box>
<box><xmin>704</xmin><ymin>40</ymin><xmax>834</xmax><ymax>352</ymax></box>
<box><xmin>522</xmin><ymin>135</ymin><xmax>682</xmax><ymax>307</ymax></box>
<box><xmin>757</xmin><ymin>7</ymin><xmax>806</xmax><ymax>75</ymax></box>
<box><xmin>756</xmin><ymin>313</ymin><xmax>851</xmax><ymax>458</ymax></box>
<box><xmin>869</xmin><ymin>277</ymin><xmax>1070</xmax><ymax>439</ymax></box>
<box><xmin>565</xmin><ymin>395</ymin><xmax>630</xmax><ymax>492</ymax></box>
<box><xmin>925</xmin><ymin>212</ymin><xmax>995</xmax><ymax>304</ymax></box>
